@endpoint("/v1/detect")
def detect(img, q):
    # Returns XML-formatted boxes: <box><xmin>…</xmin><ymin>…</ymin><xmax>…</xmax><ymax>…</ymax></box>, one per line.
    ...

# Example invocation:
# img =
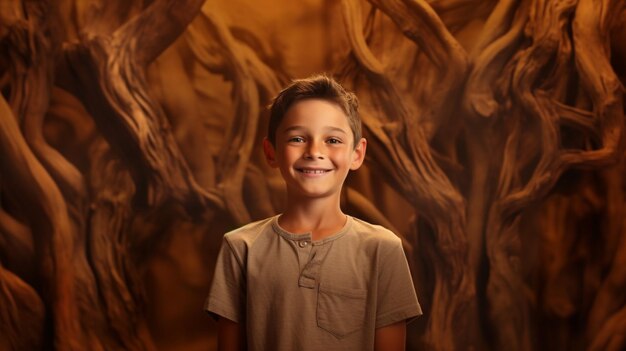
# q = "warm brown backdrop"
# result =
<box><xmin>1</xmin><ymin>0</ymin><xmax>626</xmax><ymax>350</ymax></box>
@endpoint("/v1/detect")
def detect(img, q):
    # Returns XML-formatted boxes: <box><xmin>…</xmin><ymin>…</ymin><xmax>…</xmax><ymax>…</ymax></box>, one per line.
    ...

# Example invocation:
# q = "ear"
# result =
<box><xmin>350</xmin><ymin>138</ymin><xmax>367</xmax><ymax>170</ymax></box>
<box><xmin>263</xmin><ymin>138</ymin><xmax>279</xmax><ymax>168</ymax></box>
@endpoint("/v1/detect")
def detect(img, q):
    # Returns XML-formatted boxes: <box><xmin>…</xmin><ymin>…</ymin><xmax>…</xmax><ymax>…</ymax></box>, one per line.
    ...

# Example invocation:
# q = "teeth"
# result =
<box><xmin>300</xmin><ymin>169</ymin><xmax>327</xmax><ymax>174</ymax></box>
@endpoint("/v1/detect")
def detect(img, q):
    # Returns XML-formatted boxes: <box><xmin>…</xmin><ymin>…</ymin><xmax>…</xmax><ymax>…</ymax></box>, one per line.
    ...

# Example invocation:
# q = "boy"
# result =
<box><xmin>205</xmin><ymin>75</ymin><xmax>421</xmax><ymax>350</ymax></box>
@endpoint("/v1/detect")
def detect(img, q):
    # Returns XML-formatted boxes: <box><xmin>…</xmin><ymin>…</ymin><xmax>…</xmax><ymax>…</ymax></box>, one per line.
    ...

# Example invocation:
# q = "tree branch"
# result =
<box><xmin>19</xmin><ymin>35</ymin><xmax>88</xmax><ymax>222</ymax></box>
<box><xmin>368</xmin><ymin>0</ymin><xmax>468</xmax><ymax>72</ymax></box>
<box><xmin>499</xmin><ymin>0</ymin><xmax>625</xmax><ymax>218</ymax></box>
<box><xmin>0</xmin><ymin>210</ymin><xmax>35</xmax><ymax>283</ymax></box>
<box><xmin>364</xmin><ymin>0</ymin><xmax>469</xmax><ymax>141</ymax></box>
<box><xmin>57</xmin><ymin>0</ymin><xmax>223</xmax><ymax>215</ymax></box>
<box><xmin>340</xmin><ymin>1</ymin><xmax>476</xmax><ymax>348</ymax></box>
<box><xmin>86</xmin><ymin>139</ymin><xmax>157</xmax><ymax>351</ymax></box>
<box><xmin>0</xmin><ymin>263</ymin><xmax>45</xmax><ymax>350</ymax></box>
<box><xmin>463</xmin><ymin>0</ymin><xmax>528</xmax><ymax>118</ymax></box>
<box><xmin>113</xmin><ymin>0</ymin><xmax>206</xmax><ymax>67</ymax></box>
<box><xmin>430</xmin><ymin>0</ymin><xmax>497</xmax><ymax>31</ymax></box>
<box><xmin>187</xmin><ymin>5</ymin><xmax>281</xmax><ymax>224</ymax></box>
<box><xmin>0</xmin><ymin>92</ymin><xmax>81</xmax><ymax>350</ymax></box>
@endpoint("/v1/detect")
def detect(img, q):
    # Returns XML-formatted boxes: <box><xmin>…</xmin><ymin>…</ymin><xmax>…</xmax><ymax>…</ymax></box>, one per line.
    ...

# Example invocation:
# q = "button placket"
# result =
<box><xmin>298</xmin><ymin>242</ymin><xmax>333</xmax><ymax>289</ymax></box>
<box><xmin>293</xmin><ymin>238</ymin><xmax>312</xmax><ymax>272</ymax></box>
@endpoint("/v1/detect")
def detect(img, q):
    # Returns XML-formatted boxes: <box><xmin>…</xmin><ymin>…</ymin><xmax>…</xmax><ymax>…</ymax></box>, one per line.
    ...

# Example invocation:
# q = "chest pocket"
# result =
<box><xmin>316</xmin><ymin>284</ymin><xmax>367</xmax><ymax>339</ymax></box>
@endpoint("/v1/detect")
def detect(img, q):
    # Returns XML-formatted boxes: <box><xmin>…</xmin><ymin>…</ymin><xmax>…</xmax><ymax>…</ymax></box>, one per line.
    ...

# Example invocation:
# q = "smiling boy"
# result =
<box><xmin>205</xmin><ymin>75</ymin><xmax>421</xmax><ymax>351</ymax></box>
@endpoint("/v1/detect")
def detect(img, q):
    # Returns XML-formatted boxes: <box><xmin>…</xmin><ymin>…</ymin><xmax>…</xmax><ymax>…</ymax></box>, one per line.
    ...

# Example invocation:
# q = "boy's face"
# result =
<box><xmin>263</xmin><ymin>99</ymin><xmax>366</xmax><ymax>201</ymax></box>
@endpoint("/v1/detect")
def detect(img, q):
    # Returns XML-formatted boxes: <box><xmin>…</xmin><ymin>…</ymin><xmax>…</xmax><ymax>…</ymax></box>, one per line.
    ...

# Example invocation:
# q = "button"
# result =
<box><xmin>298</xmin><ymin>241</ymin><xmax>309</xmax><ymax>248</ymax></box>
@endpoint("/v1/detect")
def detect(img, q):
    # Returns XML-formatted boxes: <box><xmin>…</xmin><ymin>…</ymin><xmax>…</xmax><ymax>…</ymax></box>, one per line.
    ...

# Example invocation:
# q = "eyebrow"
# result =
<box><xmin>282</xmin><ymin>125</ymin><xmax>347</xmax><ymax>135</ymax></box>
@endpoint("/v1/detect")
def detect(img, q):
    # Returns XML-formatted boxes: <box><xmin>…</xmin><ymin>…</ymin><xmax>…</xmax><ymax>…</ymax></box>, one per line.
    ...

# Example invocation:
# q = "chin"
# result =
<box><xmin>299</xmin><ymin>188</ymin><xmax>339</xmax><ymax>199</ymax></box>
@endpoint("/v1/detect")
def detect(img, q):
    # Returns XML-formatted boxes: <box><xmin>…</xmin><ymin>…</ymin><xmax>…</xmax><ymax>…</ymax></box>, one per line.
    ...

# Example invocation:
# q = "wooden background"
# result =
<box><xmin>1</xmin><ymin>0</ymin><xmax>625</xmax><ymax>350</ymax></box>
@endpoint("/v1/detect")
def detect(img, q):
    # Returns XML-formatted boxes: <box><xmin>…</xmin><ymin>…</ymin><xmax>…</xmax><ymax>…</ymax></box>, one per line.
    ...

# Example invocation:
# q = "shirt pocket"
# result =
<box><xmin>316</xmin><ymin>284</ymin><xmax>367</xmax><ymax>339</ymax></box>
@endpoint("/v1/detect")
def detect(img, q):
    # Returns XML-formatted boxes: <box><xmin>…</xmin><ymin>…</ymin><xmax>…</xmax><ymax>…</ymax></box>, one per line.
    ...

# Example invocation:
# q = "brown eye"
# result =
<box><xmin>327</xmin><ymin>138</ymin><xmax>342</xmax><ymax>144</ymax></box>
<box><xmin>289</xmin><ymin>137</ymin><xmax>305</xmax><ymax>143</ymax></box>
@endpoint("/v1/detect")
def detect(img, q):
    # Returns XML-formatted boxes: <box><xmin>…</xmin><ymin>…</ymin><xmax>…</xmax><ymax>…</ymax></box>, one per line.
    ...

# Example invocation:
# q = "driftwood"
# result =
<box><xmin>1</xmin><ymin>0</ymin><xmax>625</xmax><ymax>350</ymax></box>
<box><xmin>338</xmin><ymin>0</ymin><xmax>625</xmax><ymax>350</ymax></box>
<box><xmin>339</xmin><ymin>0</ymin><xmax>475</xmax><ymax>349</ymax></box>
<box><xmin>1</xmin><ymin>0</ymin><xmax>218</xmax><ymax>349</ymax></box>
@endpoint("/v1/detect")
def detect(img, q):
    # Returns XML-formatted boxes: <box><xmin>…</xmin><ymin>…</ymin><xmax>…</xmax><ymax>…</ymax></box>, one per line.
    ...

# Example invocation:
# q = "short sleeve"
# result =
<box><xmin>204</xmin><ymin>237</ymin><xmax>246</xmax><ymax>323</ymax></box>
<box><xmin>375</xmin><ymin>238</ymin><xmax>422</xmax><ymax>328</ymax></box>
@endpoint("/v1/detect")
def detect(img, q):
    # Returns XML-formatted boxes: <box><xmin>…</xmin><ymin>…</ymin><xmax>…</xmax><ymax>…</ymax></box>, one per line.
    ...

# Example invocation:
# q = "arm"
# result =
<box><xmin>374</xmin><ymin>320</ymin><xmax>406</xmax><ymax>351</ymax></box>
<box><xmin>217</xmin><ymin>317</ymin><xmax>246</xmax><ymax>351</ymax></box>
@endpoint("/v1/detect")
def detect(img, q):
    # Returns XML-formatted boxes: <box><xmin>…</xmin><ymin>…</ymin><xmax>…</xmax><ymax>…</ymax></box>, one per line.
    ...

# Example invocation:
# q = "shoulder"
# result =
<box><xmin>348</xmin><ymin>216</ymin><xmax>402</xmax><ymax>251</ymax></box>
<box><xmin>223</xmin><ymin>216</ymin><xmax>276</xmax><ymax>250</ymax></box>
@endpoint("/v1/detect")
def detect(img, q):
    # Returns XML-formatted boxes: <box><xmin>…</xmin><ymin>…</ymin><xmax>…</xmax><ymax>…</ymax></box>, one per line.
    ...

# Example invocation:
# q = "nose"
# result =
<box><xmin>304</xmin><ymin>140</ymin><xmax>325</xmax><ymax>160</ymax></box>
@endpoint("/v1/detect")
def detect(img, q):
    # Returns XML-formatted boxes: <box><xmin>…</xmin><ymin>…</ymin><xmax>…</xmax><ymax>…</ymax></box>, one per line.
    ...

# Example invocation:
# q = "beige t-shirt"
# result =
<box><xmin>205</xmin><ymin>215</ymin><xmax>422</xmax><ymax>351</ymax></box>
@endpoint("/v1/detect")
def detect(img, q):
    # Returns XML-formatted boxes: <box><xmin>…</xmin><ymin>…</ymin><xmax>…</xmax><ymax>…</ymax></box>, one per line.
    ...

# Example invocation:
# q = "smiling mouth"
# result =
<box><xmin>296</xmin><ymin>168</ymin><xmax>331</xmax><ymax>174</ymax></box>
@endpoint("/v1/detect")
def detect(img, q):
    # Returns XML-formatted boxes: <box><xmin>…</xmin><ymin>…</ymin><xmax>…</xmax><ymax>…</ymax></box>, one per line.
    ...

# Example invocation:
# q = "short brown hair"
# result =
<box><xmin>267</xmin><ymin>75</ymin><xmax>361</xmax><ymax>148</ymax></box>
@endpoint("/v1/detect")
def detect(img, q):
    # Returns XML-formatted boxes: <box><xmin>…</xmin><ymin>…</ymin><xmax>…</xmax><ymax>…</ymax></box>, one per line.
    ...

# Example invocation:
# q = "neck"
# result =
<box><xmin>279</xmin><ymin>191</ymin><xmax>346</xmax><ymax>241</ymax></box>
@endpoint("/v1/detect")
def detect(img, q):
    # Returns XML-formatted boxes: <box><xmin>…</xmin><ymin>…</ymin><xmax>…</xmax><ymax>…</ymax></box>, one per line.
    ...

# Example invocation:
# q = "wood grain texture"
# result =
<box><xmin>0</xmin><ymin>0</ymin><xmax>625</xmax><ymax>350</ymax></box>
